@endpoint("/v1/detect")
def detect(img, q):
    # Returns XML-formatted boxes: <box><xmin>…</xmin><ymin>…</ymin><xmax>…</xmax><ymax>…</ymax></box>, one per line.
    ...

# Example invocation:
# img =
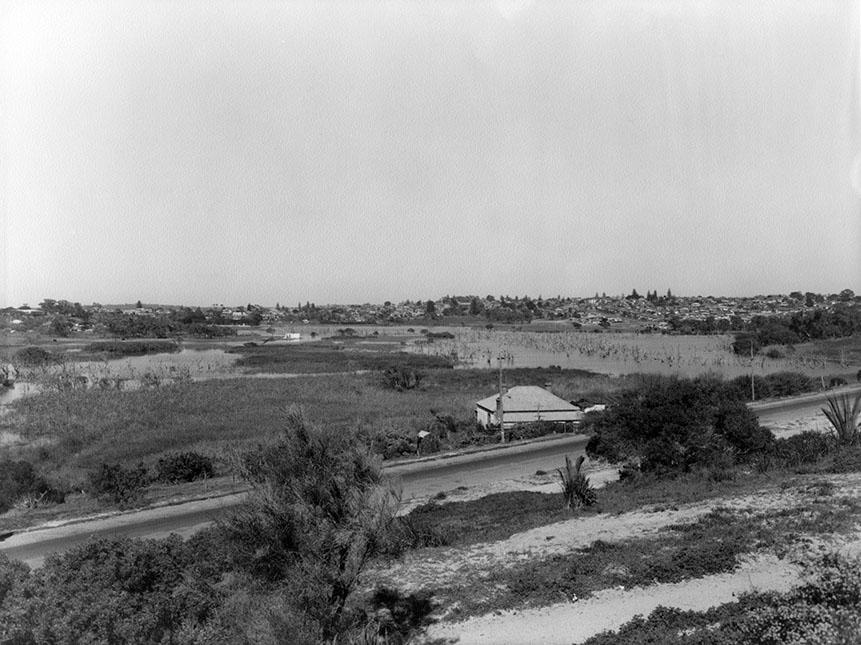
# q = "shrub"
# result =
<box><xmin>0</xmin><ymin>536</ymin><xmax>221</xmax><ymax>644</ymax></box>
<box><xmin>226</xmin><ymin>411</ymin><xmax>399</xmax><ymax>640</ymax></box>
<box><xmin>764</xmin><ymin>371</ymin><xmax>815</xmax><ymax>397</ymax></box>
<box><xmin>731</xmin><ymin>333</ymin><xmax>760</xmax><ymax>355</ymax></box>
<box><xmin>773</xmin><ymin>431</ymin><xmax>834</xmax><ymax>467</ymax></box>
<box><xmin>365</xmin><ymin>587</ymin><xmax>435</xmax><ymax>643</ymax></box>
<box><xmin>13</xmin><ymin>346</ymin><xmax>55</xmax><ymax>366</ymax></box>
<box><xmin>382</xmin><ymin>366</ymin><xmax>423</xmax><ymax>391</ymax></box>
<box><xmin>155</xmin><ymin>452</ymin><xmax>215</xmax><ymax>483</ymax></box>
<box><xmin>585</xmin><ymin>375</ymin><xmax>773</xmax><ymax>476</ymax></box>
<box><xmin>382</xmin><ymin>513</ymin><xmax>451</xmax><ymax>554</ymax></box>
<box><xmin>88</xmin><ymin>462</ymin><xmax>150</xmax><ymax>505</ymax></box>
<box><xmin>0</xmin><ymin>460</ymin><xmax>65</xmax><ymax>513</ymax></box>
<box><xmin>507</xmin><ymin>421</ymin><xmax>564</xmax><ymax>441</ymax></box>
<box><xmin>366</xmin><ymin>427</ymin><xmax>416</xmax><ymax>460</ymax></box>
<box><xmin>557</xmin><ymin>454</ymin><xmax>596</xmax><ymax>510</ymax></box>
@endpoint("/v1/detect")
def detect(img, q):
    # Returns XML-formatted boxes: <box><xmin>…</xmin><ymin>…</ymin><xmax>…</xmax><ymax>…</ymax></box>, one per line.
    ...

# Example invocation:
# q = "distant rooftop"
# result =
<box><xmin>476</xmin><ymin>385</ymin><xmax>579</xmax><ymax>413</ymax></box>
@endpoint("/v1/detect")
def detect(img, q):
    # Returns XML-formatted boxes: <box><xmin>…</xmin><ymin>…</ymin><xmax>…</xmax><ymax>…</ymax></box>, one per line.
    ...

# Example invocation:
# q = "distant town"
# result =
<box><xmin>1</xmin><ymin>289</ymin><xmax>858</xmax><ymax>339</ymax></box>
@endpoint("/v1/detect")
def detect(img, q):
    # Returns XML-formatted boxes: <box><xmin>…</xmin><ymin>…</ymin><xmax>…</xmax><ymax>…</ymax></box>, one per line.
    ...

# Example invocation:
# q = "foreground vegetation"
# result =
<box><xmin>0</xmin><ymin>415</ymin><xmax>430</xmax><ymax>644</ymax></box>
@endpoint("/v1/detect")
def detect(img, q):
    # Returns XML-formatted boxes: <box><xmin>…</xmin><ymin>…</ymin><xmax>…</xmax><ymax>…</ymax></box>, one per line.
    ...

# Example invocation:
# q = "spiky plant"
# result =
<box><xmin>557</xmin><ymin>454</ymin><xmax>597</xmax><ymax>510</ymax></box>
<box><xmin>821</xmin><ymin>391</ymin><xmax>861</xmax><ymax>446</ymax></box>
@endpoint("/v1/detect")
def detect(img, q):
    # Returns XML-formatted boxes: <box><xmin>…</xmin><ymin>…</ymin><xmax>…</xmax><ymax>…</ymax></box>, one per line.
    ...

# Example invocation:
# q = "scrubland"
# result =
<box><xmin>1</xmin><ymin>327</ymin><xmax>861</xmax><ymax>643</ymax></box>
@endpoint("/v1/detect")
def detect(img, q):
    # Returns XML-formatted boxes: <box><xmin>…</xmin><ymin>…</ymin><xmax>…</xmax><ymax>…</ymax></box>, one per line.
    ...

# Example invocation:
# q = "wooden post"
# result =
<box><xmin>497</xmin><ymin>358</ymin><xmax>505</xmax><ymax>442</ymax></box>
<box><xmin>750</xmin><ymin>343</ymin><xmax>755</xmax><ymax>401</ymax></box>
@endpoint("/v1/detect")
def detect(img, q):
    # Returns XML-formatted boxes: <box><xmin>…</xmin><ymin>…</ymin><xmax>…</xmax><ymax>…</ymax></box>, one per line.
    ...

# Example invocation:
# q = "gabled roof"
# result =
<box><xmin>476</xmin><ymin>385</ymin><xmax>579</xmax><ymax>413</ymax></box>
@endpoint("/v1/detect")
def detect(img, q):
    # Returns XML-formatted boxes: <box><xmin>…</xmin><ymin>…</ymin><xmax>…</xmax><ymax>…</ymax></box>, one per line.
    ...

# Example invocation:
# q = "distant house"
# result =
<box><xmin>475</xmin><ymin>385</ymin><xmax>584</xmax><ymax>429</ymax></box>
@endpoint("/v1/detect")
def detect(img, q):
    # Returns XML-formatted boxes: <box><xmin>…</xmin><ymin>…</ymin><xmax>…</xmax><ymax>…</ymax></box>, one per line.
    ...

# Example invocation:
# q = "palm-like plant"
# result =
<box><xmin>557</xmin><ymin>454</ymin><xmax>597</xmax><ymax>510</ymax></box>
<box><xmin>821</xmin><ymin>391</ymin><xmax>861</xmax><ymax>445</ymax></box>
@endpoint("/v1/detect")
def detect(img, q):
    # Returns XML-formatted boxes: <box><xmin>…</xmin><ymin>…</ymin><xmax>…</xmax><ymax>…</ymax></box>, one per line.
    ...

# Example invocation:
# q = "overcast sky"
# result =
<box><xmin>1</xmin><ymin>1</ymin><xmax>859</xmax><ymax>307</ymax></box>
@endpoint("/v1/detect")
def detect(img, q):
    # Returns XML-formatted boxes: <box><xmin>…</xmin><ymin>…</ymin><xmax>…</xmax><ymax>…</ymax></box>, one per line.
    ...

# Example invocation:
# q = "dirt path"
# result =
<box><xmin>425</xmin><ymin>554</ymin><xmax>803</xmax><ymax>644</ymax></box>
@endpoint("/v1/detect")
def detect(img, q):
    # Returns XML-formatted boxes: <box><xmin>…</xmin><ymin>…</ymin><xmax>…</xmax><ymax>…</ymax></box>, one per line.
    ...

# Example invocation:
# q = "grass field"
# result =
<box><xmin>1</xmin><ymin>367</ymin><xmax>622</xmax><ymax>483</ymax></box>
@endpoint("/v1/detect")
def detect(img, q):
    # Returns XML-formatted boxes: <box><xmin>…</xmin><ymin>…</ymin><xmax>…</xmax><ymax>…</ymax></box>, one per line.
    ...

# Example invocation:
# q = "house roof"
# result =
<box><xmin>476</xmin><ymin>385</ymin><xmax>580</xmax><ymax>414</ymax></box>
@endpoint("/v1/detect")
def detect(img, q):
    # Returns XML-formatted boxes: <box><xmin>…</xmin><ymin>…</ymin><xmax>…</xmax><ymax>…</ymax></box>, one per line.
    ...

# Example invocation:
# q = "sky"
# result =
<box><xmin>1</xmin><ymin>0</ymin><xmax>859</xmax><ymax>307</ymax></box>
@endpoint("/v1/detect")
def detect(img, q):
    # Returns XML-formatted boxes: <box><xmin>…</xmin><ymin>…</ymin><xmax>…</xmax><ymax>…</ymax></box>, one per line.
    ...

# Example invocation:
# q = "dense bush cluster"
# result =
<box><xmin>506</xmin><ymin>421</ymin><xmax>575</xmax><ymax>441</ymax></box>
<box><xmin>12</xmin><ymin>347</ymin><xmax>56</xmax><ymax>367</ymax></box>
<box><xmin>584</xmin><ymin>375</ymin><xmax>774</xmax><ymax>476</ymax></box>
<box><xmin>88</xmin><ymin>463</ymin><xmax>150</xmax><ymax>505</ymax></box>
<box><xmin>0</xmin><ymin>461</ymin><xmax>64</xmax><ymax>514</ymax></box>
<box><xmin>725</xmin><ymin>371</ymin><xmax>816</xmax><ymax>401</ymax></box>
<box><xmin>382</xmin><ymin>365</ymin><xmax>423</xmax><ymax>391</ymax></box>
<box><xmin>155</xmin><ymin>452</ymin><xmax>215</xmax><ymax>484</ymax></box>
<box><xmin>86</xmin><ymin>452</ymin><xmax>216</xmax><ymax>504</ymax></box>
<box><xmin>155</xmin><ymin>452</ymin><xmax>215</xmax><ymax>483</ymax></box>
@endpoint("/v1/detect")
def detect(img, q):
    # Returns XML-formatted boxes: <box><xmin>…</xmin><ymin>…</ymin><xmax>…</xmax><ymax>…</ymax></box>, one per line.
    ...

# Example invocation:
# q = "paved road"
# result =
<box><xmin>3</xmin><ymin>389</ymin><xmax>855</xmax><ymax>568</ymax></box>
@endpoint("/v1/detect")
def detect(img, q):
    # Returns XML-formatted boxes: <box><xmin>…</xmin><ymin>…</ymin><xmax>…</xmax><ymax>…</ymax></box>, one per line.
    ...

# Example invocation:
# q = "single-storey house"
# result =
<box><xmin>475</xmin><ymin>385</ymin><xmax>584</xmax><ymax>429</ymax></box>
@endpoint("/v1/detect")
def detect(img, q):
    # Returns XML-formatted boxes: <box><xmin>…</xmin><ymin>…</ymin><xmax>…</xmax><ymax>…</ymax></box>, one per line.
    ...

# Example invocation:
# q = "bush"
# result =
<box><xmin>764</xmin><ymin>371</ymin><xmax>815</xmax><ymax>397</ymax></box>
<box><xmin>88</xmin><ymin>463</ymin><xmax>150</xmax><ymax>505</ymax></box>
<box><xmin>585</xmin><ymin>375</ymin><xmax>773</xmax><ymax>476</ymax></box>
<box><xmin>366</xmin><ymin>427</ymin><xmax>416</xmax><ymax>460</ymax></box>
<box><xmin>0</xmin><ymin>460</ymin><xmax>65</xmax><ymax>513</ymax></box>
<box><xmin>365</xmin><ymin>587</ymin><xmax>436</xmax><ymax>643</ymax></box>
<box><xmin>155</xmin><ymin>452</ymin><xmax>215</xmax><ymax>483</ymax></box>
<box><xmin>731</xmin><ymin>334</ymin><xmax>760</xmax><ymax>355</ymax></box>
<box><xmin>0</xmin><ymin>536</ymin><xmax>222</xmax><ymax>644</ymax></box>
<box><xmin>773</xmin><ymin>431</ymin><xmax>834</xmax><ymax>467</ymax></box>
<box><xmin>226</xmin><ymin>411</ymin><xmax>399</xmax><ymax>640</ymax></box>
<box><xmin>13</xmin><ymin>346</ymin><xmax>55</xmax><ymax>366</ymax></box>
<box><xmin>382</xmin><ymin>365</ymin><xmax>423</xmax><ymax>391</ymax></box>
<box><xmin>506</xmin><ymin>421</ymin><xmax>565</xmax><ymax>441</ymax></box>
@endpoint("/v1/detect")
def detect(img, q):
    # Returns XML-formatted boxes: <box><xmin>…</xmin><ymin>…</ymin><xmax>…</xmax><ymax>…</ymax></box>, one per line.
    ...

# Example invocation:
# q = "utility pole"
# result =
<box><xmin>750</xmin><ymin>343</ymin><xmax>756</xmax><ymax>401</ymax></box>
<box><xmin>496</xmin><ymin>353</ymin><xmax>505</xmax><ymax>443</ymax></box>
